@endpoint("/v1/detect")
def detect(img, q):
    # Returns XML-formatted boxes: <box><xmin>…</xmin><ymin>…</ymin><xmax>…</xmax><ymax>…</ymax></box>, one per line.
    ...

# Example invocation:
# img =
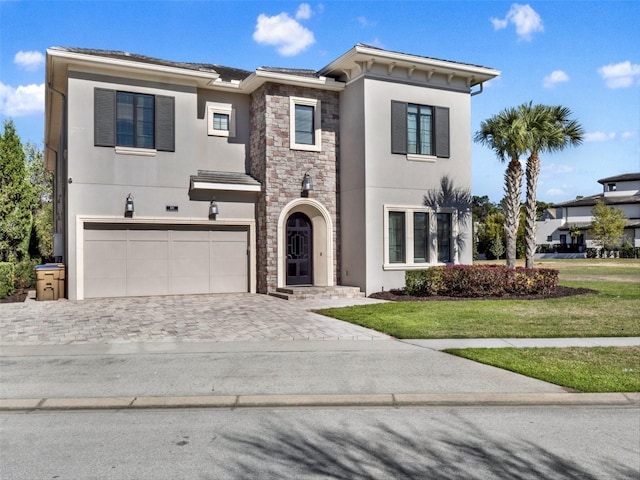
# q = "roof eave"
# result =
<box><xmin>239</xmin><ymin>69</ymin><xmax>345</xmax><ymax>93</ymax></box>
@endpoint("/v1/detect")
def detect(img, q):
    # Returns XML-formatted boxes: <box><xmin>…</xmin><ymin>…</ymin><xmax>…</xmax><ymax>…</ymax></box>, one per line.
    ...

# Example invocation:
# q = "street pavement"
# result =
<box><xmin>1</xmin><ymin>293</ymin><xmax>638</xmax><ymax>411</ymax></box>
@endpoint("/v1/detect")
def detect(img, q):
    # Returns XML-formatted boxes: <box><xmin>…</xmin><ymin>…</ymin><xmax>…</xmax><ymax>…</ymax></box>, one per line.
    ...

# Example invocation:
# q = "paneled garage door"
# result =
<box><xmin>84</xmin><ymin>224</ymin><xmax>248</xmax><ymax>298</ymax></box>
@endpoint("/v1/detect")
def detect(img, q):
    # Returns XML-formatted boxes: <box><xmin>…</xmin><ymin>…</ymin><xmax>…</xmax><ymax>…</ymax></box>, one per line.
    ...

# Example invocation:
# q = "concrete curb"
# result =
<box><xmin>1</xmin><ymin>392</ymin><xmax>638</xmax><ymax>411</ymax></box>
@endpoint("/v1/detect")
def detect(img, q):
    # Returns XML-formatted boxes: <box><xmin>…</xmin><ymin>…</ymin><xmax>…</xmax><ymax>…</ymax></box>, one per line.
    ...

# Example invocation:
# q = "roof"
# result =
<box><xmin>49</xmin><ymin>46</ymin><xmax>253</xmax><ymax>82</ymax></box>
<box><xmin>189</xmin><ymin>170</ymin><xmax>261</xmax><ymax>193</ymax></box>
<box><xmin>257</xmin><ymin>66</ymin><xmax>318</xmax><ymax>78</ymax></box>
<box><xmin>554</xmin><ymin>193</ymin><xmax>640</xmax><ymax>208</ymax></box>
<box><xmin>597</xmin><ymin>173</ymin><xmax>640</xmax><ymax>184</ymax></box>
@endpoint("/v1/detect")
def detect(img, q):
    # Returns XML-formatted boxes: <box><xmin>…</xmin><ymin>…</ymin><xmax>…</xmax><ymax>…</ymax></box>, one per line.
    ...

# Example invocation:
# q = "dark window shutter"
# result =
<box><xmin>155</xmin><ymin>95</ymin><xmax>175</xmax><ymax>152</ymax></box>
<box><xmin>391</xmin><ymin>101</ymin><xmax>407</xmax><ymax>154</ymax></box>
<box><xmin>435</xmin><ymin>106</ymin><xmax>450</xmax><ymax>158</ymax></box>
<box><xmin>94</xmin><ymin>88</ymin><xmax>115</xmax><ymax>147</ymax></box>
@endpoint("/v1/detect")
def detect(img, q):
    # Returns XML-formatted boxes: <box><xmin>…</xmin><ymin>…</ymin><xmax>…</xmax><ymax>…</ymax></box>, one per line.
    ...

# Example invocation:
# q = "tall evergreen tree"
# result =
<box><xmin>0</xmin><ymin>120</ymin><xmax>35</xmax><ymax>263</ymax></box>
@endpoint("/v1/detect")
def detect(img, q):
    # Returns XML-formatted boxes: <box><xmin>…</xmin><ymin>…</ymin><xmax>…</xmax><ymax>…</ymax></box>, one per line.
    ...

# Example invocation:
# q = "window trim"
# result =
<box><xmin>290</xmin><ymin>96</ymin><xmax>321</xmax><ymax>152</ymax></box>
<box><xmin>206</xmin><ymin>102</ymin><xmax>236</xmax><ymax>137</ymax></box>
<box><xmin>383</xmin><ymin>205</ymin><xmax>458</xmax><ymax>269</ymax></box>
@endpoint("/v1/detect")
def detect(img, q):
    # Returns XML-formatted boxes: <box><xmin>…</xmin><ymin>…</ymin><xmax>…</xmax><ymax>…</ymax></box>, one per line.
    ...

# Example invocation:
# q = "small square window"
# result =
<box><xmin>207</xmin><ymin>103</ymin><xmax>235</xmax><ymax>137</ymax></box>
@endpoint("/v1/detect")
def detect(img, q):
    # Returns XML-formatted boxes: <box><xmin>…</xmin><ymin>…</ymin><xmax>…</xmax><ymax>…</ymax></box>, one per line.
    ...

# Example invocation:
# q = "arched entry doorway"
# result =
<box><xmin>277</xmin><ymin>198</ymin><xmax>334</xmax><ymax>289</ymax></box>
<box><xmin>286</xmin><ymin>212</ymin><xmax>312</xmax><ymax>285</ymax></box>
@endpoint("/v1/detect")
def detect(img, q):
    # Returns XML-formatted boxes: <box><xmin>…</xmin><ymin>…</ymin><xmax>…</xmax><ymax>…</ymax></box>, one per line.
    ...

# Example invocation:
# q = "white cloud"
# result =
<box><xmin>598</xmin><ymin>61</ymin><xmax>640</xmax><ymax>89</ymax></box>
<box><xmin>491</xmin><ymin>3</ymin><xmax>544</xmax><ymax>41</ymax></box>
<box><xmin>253</xmin><ymin>7</ymin><xmax>315</xmax><ymax>56</ymax></box>
<box><xmin>0</xmin><ymin>82</ymin><xmax>45</xmax><ymax>116</ymax></box>
<box><xmin>545</xmin><ymin>188</ymin><xmax>566</xmax><ymax>197</ymax></box>
<box><xmin>295</xmin><ymin>3</ymin><xmax>312</xmax><ymax>20</ymax></box>
<box><xmin>584</xmin><ymin>131</ymin><xmax>616</xmax><ymax>142</ymax></box>
<box><xmin>543</xmin><ymin>163</ymin><xmax>573</xmax><ymax>175</ymax></box>
<box><xmin>357</xmin><ymin>16</ymin><xmax>376</xmax><ymax>27</ymax></box>
<box><xmin>14</xmin><ymin>50</ymin><xmax>45</xmax><ymax>71</ymax></box>
<box><xmin>621</xmin><ymin>131</ymin><xmax>637</xmax><ymax>140</ymax></box>
<box><xmin>543</xmin><ymin>70</ymin><xmax>569</xmax><ymax>88</ymax></box>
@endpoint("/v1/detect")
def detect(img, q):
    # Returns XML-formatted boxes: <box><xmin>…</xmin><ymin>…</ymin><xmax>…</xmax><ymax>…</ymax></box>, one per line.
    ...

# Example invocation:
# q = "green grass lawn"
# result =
<box><xmin>316</xmin><ymin>259</ymin><xmax>639</xmax><ymax>392</ymax></box>
<box><xmin>445</xmin><ymin>346</ymin><xmax>640</xmax><ymax>392</ymax></box>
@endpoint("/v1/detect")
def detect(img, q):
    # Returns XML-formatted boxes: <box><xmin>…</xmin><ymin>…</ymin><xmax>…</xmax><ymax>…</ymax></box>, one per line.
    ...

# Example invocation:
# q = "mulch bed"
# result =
<box><xmin>0</xmin><ymin>288</ymin><xmax>30</xmax><ymax>304</ymax></box>
<box><xmin>369</xmin><ymin>285</ymin><xmax>597</xmax><ymax>302</ymax></box>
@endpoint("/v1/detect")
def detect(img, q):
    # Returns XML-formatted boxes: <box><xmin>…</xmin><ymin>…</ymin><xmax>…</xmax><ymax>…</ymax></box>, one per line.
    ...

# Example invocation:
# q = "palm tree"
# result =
<box><xmin>474</xmin><ymin>108</ymin><xmax>528</xmax><ymax>269</ymax></box>
<box><xmin>520</xmin><ymin>103</ymin><xmax>584</xmax><ymax>268</ymax></box>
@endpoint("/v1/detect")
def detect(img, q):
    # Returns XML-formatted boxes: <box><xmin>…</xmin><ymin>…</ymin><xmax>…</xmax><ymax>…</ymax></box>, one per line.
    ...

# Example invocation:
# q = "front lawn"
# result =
<box><xmin>316</xmin><ymin>280</ymin><xmax>639</xmax><ymax>339</ymax></box>
<box><xmin>445</xmin><ymin>346</ymin><xmax>640</xmax><ymax>392</ymax></box>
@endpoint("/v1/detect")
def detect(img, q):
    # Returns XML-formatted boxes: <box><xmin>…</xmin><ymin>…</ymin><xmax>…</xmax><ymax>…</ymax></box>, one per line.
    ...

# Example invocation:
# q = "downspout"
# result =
<box><xmin>470</xmin><ymin>82</ymin><xmax>484</xmax><ymax>96</ymax></box>
<box><xmin>46</xmin><ymin>81</ymin><xmax>67</xmax><ymax>264</ymax></box>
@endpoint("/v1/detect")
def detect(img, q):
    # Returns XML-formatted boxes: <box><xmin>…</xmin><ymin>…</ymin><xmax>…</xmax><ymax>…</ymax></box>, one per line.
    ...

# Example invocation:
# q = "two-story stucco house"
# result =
<box><xmin>536</xmin><ymin>173</ymin><xmax>640</xmax><ymax>254</ymax></box>
<box><xmin>45</xmin><ymin>44</ymin><xmax>499</xmax><ymax>300</ymax></box>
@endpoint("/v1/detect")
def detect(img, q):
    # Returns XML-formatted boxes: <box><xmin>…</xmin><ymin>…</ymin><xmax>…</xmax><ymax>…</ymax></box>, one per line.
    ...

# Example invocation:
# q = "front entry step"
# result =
<box><xmin>269</xmin><ymin>286</ymin><xmax>365</xmax><ymax>301</ymax></box>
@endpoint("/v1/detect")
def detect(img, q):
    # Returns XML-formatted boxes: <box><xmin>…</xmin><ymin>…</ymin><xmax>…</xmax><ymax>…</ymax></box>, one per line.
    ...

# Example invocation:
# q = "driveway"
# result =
<box><xmin>0</xmin><ymin>294</ymin><xmax>389</xmax><ymax>345</ymax></box>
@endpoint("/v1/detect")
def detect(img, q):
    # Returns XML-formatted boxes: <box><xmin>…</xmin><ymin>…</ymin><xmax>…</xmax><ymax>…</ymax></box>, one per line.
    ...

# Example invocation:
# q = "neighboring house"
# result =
<box><xmin>536</xmin><ymin>173</ymin><xmax>640</xmax><ymax>252</ymax></box>
<box><xmin>45</xmin><ymin>44</ymin><xmax>499</xmax><ymax>300</ymax></box>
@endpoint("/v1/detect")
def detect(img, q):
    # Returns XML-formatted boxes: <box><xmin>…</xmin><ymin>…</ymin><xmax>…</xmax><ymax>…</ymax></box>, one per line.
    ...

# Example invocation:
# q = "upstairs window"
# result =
<box><xmin>94</xmin><ymin>88</ymin><xmax>175</xmax><ymax>152</ymax></box>
<box><xmin>116</xmin><ymin>92</ymin><xmax>155</xmax><ymax>149</ymax></box>
<box><xmin>391</xmin><ymin>101</ymin><xmax>449</xmax><ymax>159</ymax></box>
<box><xmin>290</xmin><ymin>97</ymin><xmax>321</xmax><ymax>152</ymax></box>
<box><xmin>207</xmin><ymin>102</ymin><xmax>235</xmax><ymax>137</ymax></box>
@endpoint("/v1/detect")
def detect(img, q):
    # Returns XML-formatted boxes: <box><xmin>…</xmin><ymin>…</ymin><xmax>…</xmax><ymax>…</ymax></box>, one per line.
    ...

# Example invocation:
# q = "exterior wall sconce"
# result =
<box><xmin>124</xmin><ymin>193</ymin><xmax>134</xmax><ymax>217</ymax></box>
<box><xmin>209</xmin><ymin>198</ymin><xmax>219</xmax><ymax>219</ymax></box>
<box><xmin>301</xmin><ymin>172</ymin><xmax>313</xmax><ymax>194</ymax></box>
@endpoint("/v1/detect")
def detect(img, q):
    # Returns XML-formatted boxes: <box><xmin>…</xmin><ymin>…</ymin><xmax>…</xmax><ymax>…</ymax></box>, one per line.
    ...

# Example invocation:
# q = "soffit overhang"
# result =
<box><xmin>318</xmin><ymin>44</ymin><xmax>500</xmax><ymax>87</ymax></box>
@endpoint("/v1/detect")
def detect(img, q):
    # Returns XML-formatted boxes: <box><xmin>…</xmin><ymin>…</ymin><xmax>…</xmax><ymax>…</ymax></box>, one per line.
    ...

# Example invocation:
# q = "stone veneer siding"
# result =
<box><xmin>250</xmin><ymin>82</ymin><xmax>340</xmax><ymax>293</ymax></box>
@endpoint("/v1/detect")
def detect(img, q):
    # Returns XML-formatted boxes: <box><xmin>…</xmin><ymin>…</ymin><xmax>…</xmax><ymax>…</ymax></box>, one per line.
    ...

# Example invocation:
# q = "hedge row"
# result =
<box><xmin>0</xmin><ymin>262</ymin><xmax>15</xmax><ymax>298</ymax></box>
<box><xmin>586</xmin><ymin>246</ymin><xmax>640</xmax><ymax>259</ymax></box>
<box><xmin>405</xmin><ymin>265</ymin><xmax>559</xmax><ymax>297</ymax></box>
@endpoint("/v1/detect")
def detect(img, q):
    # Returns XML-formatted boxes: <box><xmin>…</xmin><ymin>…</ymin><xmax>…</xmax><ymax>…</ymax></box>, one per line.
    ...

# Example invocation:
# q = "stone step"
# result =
<box><xmin>269</xmin><ymin>286</ymin><xmax>365</xmax><ymax>301</ymax></box>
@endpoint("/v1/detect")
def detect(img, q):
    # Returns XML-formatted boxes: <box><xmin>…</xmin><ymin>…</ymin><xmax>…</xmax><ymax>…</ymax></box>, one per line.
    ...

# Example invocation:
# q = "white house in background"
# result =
<box><xmin>537</xmin><ymin>173</ymin><xmax>640</xmax><ymax>252</ymax></box>
<box><xmin>45</xmin><ymin>44</ymin><xmax>499</xmax><ymax>300</ymax></box>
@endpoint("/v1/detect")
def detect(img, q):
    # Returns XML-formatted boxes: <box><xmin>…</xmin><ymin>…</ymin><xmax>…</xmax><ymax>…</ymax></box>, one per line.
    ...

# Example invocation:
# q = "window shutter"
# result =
<box><xmin>434</xmin><ymin>106</ymin><xmax>450</xmax><ymax>158</ymax></box>
<box><xmin>155</xmin><ymin>95</ymin><xmax>175</xmax><ymax>152</ymax></box>
<box><xmin>94</xmin><ymin>88</ymin><xmax>115</xmax><ymax>147</ymax></box>
<box><xmin>391</xmin><ymin>101</ymin><xmax>407</xmax><ymax>154</ymax></box>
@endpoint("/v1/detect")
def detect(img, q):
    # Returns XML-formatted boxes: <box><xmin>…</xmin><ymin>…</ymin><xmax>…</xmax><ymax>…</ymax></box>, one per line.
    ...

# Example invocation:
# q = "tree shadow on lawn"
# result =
<box><xmin>216</xmin><ymin>412</ymin><xmax>635</xmax><ymax>480</ymax></box>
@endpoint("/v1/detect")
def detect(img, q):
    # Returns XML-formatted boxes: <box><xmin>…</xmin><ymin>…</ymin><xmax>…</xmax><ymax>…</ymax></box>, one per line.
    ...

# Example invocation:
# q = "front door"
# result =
<box><xmin>286</xmin><ymin>213</ymin><xmax>312</xmax><ymax>285</ymax></box>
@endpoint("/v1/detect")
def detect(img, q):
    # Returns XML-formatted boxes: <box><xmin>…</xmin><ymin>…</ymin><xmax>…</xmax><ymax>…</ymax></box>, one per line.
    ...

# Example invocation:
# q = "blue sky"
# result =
<box><xmin>1</xmin><ymin>0</ymin><xmax>638</xmax><ymax>203</ymax></box>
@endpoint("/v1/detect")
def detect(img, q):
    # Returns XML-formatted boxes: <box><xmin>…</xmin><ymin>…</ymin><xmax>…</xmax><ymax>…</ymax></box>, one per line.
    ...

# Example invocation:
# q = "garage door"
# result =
<box><xmin>84</xmin><ymin>224</ymin><xmax>248</xmax><ymax>298</ymax></box>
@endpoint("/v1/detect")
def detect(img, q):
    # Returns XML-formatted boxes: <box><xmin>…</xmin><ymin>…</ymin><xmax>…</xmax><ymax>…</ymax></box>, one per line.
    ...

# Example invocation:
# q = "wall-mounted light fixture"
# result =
<box><xmin>125</xmin><ymin>193</ymin><xmax>134</xmax><ymax>217</ymax></box>
<box><xmin>301</xmin><ymin>172</ymin><xmax>313</xmax><ymax>194</ymax></box>
<box><xmin>209</xmin><ymin>198</ymin><xmax>219</xmax><ymax>219</ymax></box>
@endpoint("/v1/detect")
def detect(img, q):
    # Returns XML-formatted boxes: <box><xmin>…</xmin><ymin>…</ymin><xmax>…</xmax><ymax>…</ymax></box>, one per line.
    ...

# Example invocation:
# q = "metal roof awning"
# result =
<box><xmin>189</xmin><ymin>170</ymin><xmax>261</xmax><ymax>193</ymax></box>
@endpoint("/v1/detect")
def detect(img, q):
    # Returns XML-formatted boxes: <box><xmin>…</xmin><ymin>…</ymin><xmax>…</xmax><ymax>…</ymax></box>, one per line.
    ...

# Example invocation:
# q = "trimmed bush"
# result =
<box><xmin>14</xmin><ymin>257</ymin><xmax>39</xmax><ymax>289</ymax></box>
<box><xmin>0</xmin><ymin>262</ymin><xmax>15</xmax><ymax>298</ymax></box>
<box><xmin>406</xmin><ymin>265</ymin><xmax>558</xmax><ymax>297</ymax></box>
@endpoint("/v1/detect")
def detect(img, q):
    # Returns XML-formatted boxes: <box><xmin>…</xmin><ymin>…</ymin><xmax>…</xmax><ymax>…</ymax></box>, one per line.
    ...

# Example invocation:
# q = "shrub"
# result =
<box><xmin>619</xmin><ymin>242</ymin><xmax>639</xmax><ymax>259</ymax></box>
<box><xmin>0</xmin><ymin>262</ymin><xmax>15</xmax><ymax>298</ymax></box>
<box><xmin>405</xmin><ymin>265</ymin><xmax>558</xmax><ymax>297</ymax></box>
<box><xmin>14</xmin><ymin>257</ymin><xmax>40</xmax><ymax>289</ymax></box>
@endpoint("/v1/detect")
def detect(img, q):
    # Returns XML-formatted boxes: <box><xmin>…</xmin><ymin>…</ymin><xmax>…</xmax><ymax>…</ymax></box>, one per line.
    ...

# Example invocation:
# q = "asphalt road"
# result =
<box><xmin>1</xmin><ymin>405</ymin><xmax>638</xmax><ymax>479</ymax></box>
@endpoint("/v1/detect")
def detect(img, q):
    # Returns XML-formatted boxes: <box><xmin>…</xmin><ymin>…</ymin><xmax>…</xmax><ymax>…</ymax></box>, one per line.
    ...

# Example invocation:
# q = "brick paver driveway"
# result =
<box><xmin>0</xmin><ymin>294</ymin><xmax>388</xmax><ymax>345</ymax></box>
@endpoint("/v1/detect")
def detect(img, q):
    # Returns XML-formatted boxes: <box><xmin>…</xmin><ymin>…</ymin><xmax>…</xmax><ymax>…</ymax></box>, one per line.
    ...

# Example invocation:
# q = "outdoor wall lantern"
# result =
<box><xmin>301</xmin><ymin>172</ymin><xmax>313</xmax><ymax>193</ymax></box>
<box><xmin>209</xmin><ymin>198</ymin><xmax>219</xmax><ymax>219</ymax></box>
<box><xmin>124</xmin><ymin>193</ymin><xmax>134</xmax><ymax>217</ymax></box>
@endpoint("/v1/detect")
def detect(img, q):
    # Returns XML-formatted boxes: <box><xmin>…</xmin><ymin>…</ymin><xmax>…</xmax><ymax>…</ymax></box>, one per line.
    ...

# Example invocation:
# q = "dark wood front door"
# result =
<box><xmin>286</xmin><ymin>213</ymin><xmax>312</xmax><ymax>285</ymax></box>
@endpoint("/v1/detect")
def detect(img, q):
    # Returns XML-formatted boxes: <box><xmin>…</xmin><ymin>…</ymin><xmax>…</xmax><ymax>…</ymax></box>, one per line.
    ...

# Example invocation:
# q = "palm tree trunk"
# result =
<box><xmin>504</xmin><ymin>157</ymin><xmax>522</xmax><ymax>269</ymax></box>
<box><xmin>525</xmin><ymin>152</ymin><xmax>540</xmax><ymax>268</ymax></box>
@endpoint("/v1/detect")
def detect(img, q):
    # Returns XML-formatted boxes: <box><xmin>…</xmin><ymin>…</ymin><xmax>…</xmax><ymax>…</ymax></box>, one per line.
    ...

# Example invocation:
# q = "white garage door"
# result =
<box><xmin>84</xmin><ymin>224</ymin><xmax>248</xmax><ymax>298</ymax></box>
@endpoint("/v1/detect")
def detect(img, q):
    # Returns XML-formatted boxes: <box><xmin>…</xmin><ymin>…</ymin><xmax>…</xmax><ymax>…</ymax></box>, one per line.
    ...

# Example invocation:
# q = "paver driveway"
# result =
<box><xmin>0</xmin><ymin>294</ymin><xmax>388</xmax><ymax>345</ymax></box>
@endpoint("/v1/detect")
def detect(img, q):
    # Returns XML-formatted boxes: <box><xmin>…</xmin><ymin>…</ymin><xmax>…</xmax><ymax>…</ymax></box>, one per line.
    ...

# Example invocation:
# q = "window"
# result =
<box><xmin>388</xmin><ymin>212</ymin><xmax>406</xmax><ymax>263</ymax></box>
<box><xmin>407</xmin><ymin>104</ymin><xmax>432</xmax><ymax>155</ymax></box>
<box><xmin>384</xmin><ymin>206</ymin><xmax>456</xmax><ymax>268</ymax></box>
<box><xmin>560</xmin><ymin>234</ymin><xmax>567</xmax><ymax>245</ymax></box>
<box><xmin>436</xmin><ymin>213</ymin><xmax>452</xmax><ymax>263</ymax></box>
<box><xmin>546</xmin><ymin>235</ymin><xmax>553</xmax><ymax>242</ymax></box>
<box><xmin>391</xmin><ymin>101</ymin><xmax>449</xmax><ymax>159</ymax></box>
<box><xmin>290</xmin><ymin>97</ymin><xmax>321</xmax><ymax>152</ymax></box>
<box><xmin>207</xmin><ymin>102</ymin><xmax>235</xmax><ymax>137</ymax></box>
<box><xmin>116</xmin><ymin>92</ymin><xmax>154</xmax><ymax>149</ymax></box>
<box><xmin>608</xmin><ymin>183</ymin><xmax>617</xmax><ymax>192</ymax></box>
<box><xmin>94</xmin><ymin>88</ymin><xmax>175</xmax><ymax>152</ymax></box>
<box><xmin>413</xmin><ymin>212</ymin><xmax>429</xmax><ymax>262</ymax></box>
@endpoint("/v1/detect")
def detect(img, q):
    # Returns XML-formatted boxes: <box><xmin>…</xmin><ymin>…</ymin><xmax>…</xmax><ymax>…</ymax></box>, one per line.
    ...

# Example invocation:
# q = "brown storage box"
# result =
<box><xmin>35</xmin><ymin>264</ymin><xmax>65</xmax><ymax>301</ymax></box>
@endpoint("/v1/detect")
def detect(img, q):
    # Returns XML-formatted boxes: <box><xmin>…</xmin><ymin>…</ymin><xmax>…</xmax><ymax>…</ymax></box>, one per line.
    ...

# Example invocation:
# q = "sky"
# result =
<box><xmin>1</xmin><ymin>0</ymin><xmax>638</xmax><ymax>203</ymax></box>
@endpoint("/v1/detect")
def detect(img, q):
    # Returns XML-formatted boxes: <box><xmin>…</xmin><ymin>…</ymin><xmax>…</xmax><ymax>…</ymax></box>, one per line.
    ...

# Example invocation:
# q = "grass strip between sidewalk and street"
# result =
<box><xmin>444</xmin><ymin>346</ymin><xmax>640</xmax><ymax>393</ymax></box>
